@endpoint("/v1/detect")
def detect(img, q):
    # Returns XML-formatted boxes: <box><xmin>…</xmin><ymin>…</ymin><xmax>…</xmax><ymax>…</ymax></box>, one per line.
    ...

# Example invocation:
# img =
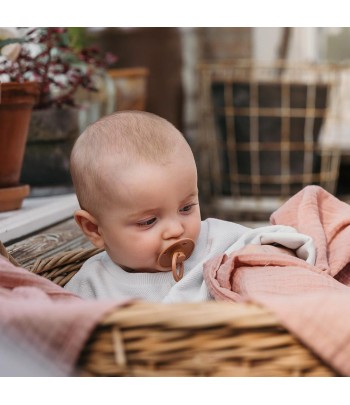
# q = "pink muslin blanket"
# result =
<box><xmin>0</xmin><ymin>255</ymin><xmax>120</xmax><ymax>376</ymax></box>
<box><xmin>204</xmin><ymin>185</ymin><xmax>350</xmax><ymax>375</ymax></box>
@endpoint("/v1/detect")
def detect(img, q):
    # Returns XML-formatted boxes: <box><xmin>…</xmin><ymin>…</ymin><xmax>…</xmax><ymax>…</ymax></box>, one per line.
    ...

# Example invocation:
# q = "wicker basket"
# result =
<box><xmin>197</xmin><ymin>60</ymin><xmax>342</xmax><ymax>221</ymax></box>
<box><xmin>2</xmin><ymin>244</ymin><xmax>336</xmax><ymax>377</ymax></box>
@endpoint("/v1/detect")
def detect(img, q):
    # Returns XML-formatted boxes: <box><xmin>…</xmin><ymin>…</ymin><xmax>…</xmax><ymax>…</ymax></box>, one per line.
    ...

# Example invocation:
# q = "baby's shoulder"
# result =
<box><xmin>81</xmin><ymin>250</ymin><xmax>106</xmax><ymax>268</ymax></box>
<box><xmin>64</xmin><ymin>251</ymin><xmax>108</xmax><ymax>293</ymax></box>
<box><xmin>69</xmin><ymin>251</ymin><xmax>107</xmax><ymax>282</ymax></box>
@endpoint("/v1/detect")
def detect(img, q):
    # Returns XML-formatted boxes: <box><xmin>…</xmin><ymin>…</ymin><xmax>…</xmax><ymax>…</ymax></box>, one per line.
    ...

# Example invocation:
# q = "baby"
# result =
<box><xmin>64</xmin><ymin>111</ymin><xmax>315</xmax><ymax>302</ymax></box>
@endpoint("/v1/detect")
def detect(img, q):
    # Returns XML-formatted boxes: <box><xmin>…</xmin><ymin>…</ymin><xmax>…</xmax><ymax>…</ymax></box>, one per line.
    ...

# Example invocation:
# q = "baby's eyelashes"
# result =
<box><xmin>137</xmin><ymin>217</ymin><xmax>157</xmax><ymax>227</ymax></box>
<box><xmin>179</xmin><ymin>203</ymin><xmax>198</xmax><ymax>213</ymax></box>
<box><xmin>136</xmin><ymin>203</ymin><xmax>198</xmax><ymax>228</ymax></box>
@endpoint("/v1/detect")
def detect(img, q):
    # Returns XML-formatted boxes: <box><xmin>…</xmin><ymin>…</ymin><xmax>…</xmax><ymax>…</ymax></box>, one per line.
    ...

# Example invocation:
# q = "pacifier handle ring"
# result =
<box><xmin>172</xmin><ymin>251</ymin><xmax>185</xmax><ymax>282</ymax></box>
<box><xmin>157</xmin><ymin>238</ymin><xmax>195</xmax><ymax>282</ymax></box>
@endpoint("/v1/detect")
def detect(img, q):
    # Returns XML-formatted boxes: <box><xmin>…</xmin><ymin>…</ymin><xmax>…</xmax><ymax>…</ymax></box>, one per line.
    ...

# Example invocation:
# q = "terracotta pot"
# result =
<box><xmin>0</xmin><ymin>184</ymin><xmax>30</xmax><ymax>212</ymax></box>
<box><xmin>91</xmin><ymin>28</ymin><xmax>184</xmax><ymax>129</ymax></box>
<box><xmin>0</xmin><ymin>82</ymin><xmax>39</xmax><ymax>188</ymax></box>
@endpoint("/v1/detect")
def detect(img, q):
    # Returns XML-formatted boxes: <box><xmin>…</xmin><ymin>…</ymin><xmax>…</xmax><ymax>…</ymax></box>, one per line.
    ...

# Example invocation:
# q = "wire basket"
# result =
<box><xmin>6</xmin><ymin>245</ymin><xmax>335</xmax><ymax>377</ymax></box>
<box><xmin>197</xmin><ymin>60</ymin><xmax>342</xmax><ymax>220</ymax></box>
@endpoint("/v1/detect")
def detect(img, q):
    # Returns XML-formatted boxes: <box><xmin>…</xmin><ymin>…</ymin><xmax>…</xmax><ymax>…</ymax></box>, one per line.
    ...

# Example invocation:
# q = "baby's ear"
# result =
<box><xmin>74</xmin><ymin>209</ymin><xmax>105</xmax><ymax>248</ymax></box>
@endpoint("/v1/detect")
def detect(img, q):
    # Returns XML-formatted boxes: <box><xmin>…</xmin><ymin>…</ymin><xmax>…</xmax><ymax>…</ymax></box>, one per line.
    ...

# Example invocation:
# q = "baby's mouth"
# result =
<box><xmin>157</xmin><ymin>238</ymin><xmax>195</xmax><ymax>282</ymax></box>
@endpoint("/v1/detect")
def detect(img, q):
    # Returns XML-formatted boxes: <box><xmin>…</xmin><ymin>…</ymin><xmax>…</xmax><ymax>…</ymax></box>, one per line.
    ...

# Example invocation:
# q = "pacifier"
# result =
<box><xmin>157</xmin><ymin>238</ymin><xmax>195</xmax><ymax>282</ymax></box>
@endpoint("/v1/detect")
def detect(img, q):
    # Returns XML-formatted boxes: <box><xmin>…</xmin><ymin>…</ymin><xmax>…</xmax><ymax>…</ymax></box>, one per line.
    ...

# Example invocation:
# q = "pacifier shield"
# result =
<box><xmin>157</xmin><ymin>238</ymin><xmax>195</xmax><ymax>268</ymax></box>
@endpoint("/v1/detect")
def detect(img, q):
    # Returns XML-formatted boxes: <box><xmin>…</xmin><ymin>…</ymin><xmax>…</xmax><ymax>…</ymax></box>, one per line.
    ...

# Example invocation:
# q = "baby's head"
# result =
<box><xmin>70</xmin><ymin>111</ymin><xmax>201</xmax><ymax>273</ymax></box>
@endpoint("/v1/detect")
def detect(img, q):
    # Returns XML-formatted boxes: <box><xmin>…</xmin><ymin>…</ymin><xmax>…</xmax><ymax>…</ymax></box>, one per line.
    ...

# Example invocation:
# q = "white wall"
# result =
<box><xmin>253</xmin><ymin>27</ymin><xmax>319</xmax><ymax>62</ymax></box>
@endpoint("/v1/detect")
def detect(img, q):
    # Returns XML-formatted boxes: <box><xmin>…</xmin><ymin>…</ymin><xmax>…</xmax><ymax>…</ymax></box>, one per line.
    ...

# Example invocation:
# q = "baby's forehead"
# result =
<box><xmin>102</xmin><ymin>153</ymin><xmax>196</xmax><ymax>193</ymax></box>
<box><xmin>86</xmin><ymin>147</ymin><xmax>197</xmax><ymax>222</ymax></box>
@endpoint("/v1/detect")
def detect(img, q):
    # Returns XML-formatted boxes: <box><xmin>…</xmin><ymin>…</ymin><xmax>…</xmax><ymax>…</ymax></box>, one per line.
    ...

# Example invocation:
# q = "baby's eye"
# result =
<box><xmin>180</xmin><ymin>203</ymin><xmax>197</xmax><ymax>213</ymax></box>
<box><xmin>137</xmin><ymin>217</ymin><xmax>157</xmax><ymax>227</ymax></box>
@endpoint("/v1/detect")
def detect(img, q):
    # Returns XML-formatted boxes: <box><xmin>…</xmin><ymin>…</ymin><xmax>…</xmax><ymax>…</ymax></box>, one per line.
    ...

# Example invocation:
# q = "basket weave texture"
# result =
<box><xmin>15</xmin><ymin>246</ymin><xmax>336</xmax><ymax>377</ymax></box>
<box><xmin>197</xmin><ymin>60</ymin><xmax>342</xmax><ymax>221</ymax></box>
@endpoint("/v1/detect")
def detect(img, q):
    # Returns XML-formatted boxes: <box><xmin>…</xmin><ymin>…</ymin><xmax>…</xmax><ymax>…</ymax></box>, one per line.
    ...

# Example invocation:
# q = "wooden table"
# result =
<box><xmin>0</xmin><ymin>194</ymin><xmax>92</xmax><ymax>267</ymax></box>
<box><xmin>6</xmin><ymin>218</ymin><xmax>92</xmax><ymax>268</ymax></box>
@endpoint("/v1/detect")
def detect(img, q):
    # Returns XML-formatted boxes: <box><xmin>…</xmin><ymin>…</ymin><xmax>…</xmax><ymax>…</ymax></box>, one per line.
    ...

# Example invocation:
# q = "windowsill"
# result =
<box><xmin>0</xmin><ymin>193</ymin><xmax>79</xmax><ymax>244</ymax></box>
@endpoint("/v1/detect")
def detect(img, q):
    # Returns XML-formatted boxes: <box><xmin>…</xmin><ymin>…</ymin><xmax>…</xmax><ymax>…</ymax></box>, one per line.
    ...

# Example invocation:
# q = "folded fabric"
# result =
<box><xmin>0</xmin><ymin>255</ymin><xmax>121</xmax><ymax>376</ymax></box>
<box><xmin>224</xmin><ymin>224</ymin><xmax>315</xmax><ymax>264</ymax></box>
<box><xmin>270</xmin><ymin>184</ymin><xmax>350</xmax><ymax>276</ymax></box>
<box><xmin>204</xmin><ymin>185</ymin><xmax>350</xmax><ymax>375</ymax></box>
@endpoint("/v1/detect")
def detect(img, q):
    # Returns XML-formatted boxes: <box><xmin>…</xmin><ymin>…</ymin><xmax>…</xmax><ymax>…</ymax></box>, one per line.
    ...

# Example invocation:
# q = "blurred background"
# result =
<box><xmin>2</xmin><ymin>27</ymin><xmax>350</xmax><ymax>223</ymax></box>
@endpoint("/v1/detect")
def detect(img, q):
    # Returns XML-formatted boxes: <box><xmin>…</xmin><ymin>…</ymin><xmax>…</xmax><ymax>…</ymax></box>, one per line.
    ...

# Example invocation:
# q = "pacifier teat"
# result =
<box><xmin>157</xmin><ymin>238</ymin><xmax>195</xmax><ymax>282</ymax></box>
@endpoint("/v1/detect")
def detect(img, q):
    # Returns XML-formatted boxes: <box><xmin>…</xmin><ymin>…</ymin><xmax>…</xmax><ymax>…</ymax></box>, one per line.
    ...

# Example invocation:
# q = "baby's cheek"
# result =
<box><xmin>192</xmin><ymin>220</ymin><xmax>201</xmax><ymax>242</ymax></box>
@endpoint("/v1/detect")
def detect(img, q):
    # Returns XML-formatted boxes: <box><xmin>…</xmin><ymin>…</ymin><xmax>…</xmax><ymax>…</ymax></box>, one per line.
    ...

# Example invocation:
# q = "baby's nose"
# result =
<box><xmin>162</xmin><ymin>220</ymin><xmax>184</xmax><ymax>240</ymax></box>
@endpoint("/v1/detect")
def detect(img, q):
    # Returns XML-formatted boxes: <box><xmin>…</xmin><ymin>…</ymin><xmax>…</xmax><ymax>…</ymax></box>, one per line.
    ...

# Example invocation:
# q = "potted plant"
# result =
<box><xmin>0</xmin><ymin>27</ymin><xmax>116</xmax><ymax>194</ymax></box>
<box><xmin>0</xmin><ymin>28</ymin><xmax>39</xmax><ymax>211</ymax></box>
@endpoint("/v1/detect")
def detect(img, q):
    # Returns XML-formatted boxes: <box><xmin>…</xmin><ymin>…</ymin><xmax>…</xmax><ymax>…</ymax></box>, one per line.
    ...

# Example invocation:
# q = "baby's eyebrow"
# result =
<box><xmin>180</xmin><ymin>191</ymin><xmax>199</xmax><ymax>202</ymax></box>
<box><xmin>127</xmin><ymin>208</ymin><xmax>158</xmax><ymax>220</ymax></box>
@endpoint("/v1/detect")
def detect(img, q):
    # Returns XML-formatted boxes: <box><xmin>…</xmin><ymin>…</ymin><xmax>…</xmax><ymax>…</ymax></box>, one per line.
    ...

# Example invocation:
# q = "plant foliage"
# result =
<box><xmin>0</xmin><ymin>27</ymin><xmax>117</xmax><ymax>108</ymax></box>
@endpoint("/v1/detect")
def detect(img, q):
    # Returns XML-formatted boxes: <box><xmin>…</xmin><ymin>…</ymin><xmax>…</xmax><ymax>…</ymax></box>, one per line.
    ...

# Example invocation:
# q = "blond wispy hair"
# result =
<box><xmin>70</xmin><ymin>111</ymin><xmax>192</xmax><ymax>214</ymax></box>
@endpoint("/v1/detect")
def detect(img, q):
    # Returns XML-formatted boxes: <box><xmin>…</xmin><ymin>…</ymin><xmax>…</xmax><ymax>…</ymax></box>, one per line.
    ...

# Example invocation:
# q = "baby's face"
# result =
<box><xmin>96</xmin><ymin>156</ymin><xmax>201</xmax><ymax>273</ymax></box>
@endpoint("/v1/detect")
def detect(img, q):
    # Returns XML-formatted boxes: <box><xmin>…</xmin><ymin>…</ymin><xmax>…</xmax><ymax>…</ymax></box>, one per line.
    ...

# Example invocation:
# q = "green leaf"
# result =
<box><xmin>0</xmin><ymin>37</ymin><xmax>25</xmax><ymax>49</ymax></box>
<box><xmin>67</xmin><ymin>28</ymin><xmax>87</xmax><ymax>51</ymax></box>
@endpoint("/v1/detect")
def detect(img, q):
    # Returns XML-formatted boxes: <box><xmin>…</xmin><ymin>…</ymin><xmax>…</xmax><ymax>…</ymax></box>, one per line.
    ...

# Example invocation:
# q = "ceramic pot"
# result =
<box><xmin>0</xmin><ymin>82</ymin><xmax>39</xmax><ymax>187</ymax></box>
<box><xmin>0</xmin><ymin>82</ymin><xmax>39</xmax><ymax>212</ymax></box>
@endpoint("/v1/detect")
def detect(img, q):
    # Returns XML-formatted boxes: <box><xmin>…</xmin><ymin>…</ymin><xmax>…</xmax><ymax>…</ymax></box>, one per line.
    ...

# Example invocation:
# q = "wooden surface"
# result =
<box><xmin>6</xmin><ymin>218</ymin><xmax>92</xmax><ymax>268</ymax></box>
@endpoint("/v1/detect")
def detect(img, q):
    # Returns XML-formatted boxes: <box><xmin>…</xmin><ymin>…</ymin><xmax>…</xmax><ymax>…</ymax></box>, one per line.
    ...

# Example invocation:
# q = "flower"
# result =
<box><xmin>0</xmin><ymin>27</ymin><xmax>21</xmax><ymax>62</ymax></box>
<box><xmin>0</xmin><ymin>27</ymin><xmax>117</xmax><ymax>109</ymax></box>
